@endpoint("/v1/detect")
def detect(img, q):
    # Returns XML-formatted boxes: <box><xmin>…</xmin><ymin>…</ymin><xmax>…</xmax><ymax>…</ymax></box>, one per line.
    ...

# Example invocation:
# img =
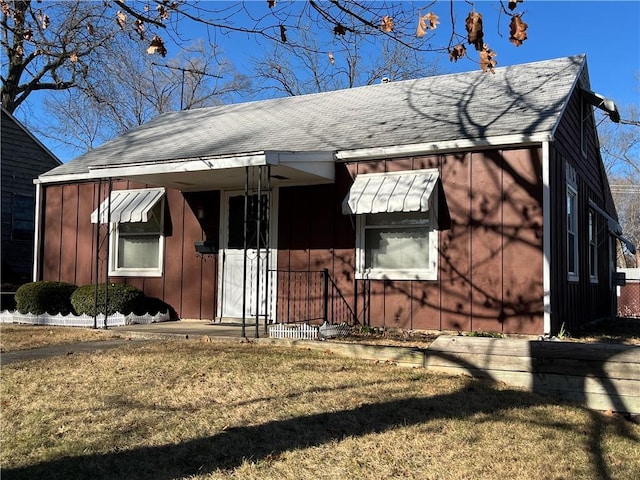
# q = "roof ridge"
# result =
<box><xmin>170</xmin><ymin>54</ymin><xmax>587</xmax><ymax>116</ymax></box>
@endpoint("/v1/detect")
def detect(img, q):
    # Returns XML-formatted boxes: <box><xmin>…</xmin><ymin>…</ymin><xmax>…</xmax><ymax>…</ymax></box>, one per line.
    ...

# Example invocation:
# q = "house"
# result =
<box><xmin>1</xmin><ymin>107</ymin><xmax>61</xmax><ymax>293</ymax></box>
<box><xmin>33</xmin><ymin>55</ymin><xmax>636</xmax><ymax>336</ymax></box>
<box><xmin>617</xmin><ymin>268</ymin><xmax>640</xmax><ymax>318</ymax></box>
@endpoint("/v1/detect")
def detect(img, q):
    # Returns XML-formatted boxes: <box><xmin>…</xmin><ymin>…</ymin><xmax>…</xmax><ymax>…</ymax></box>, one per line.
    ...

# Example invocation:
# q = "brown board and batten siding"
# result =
<box><xmin>276</xmin><ymin>166</ymin><xmax>356</xmax><ymax>322</ymax></box>
<box><xmin>549</xmin><ymin>73</ymin><xmax>615</xmax><ymax>333</ymax></box>
<box><xmin>334</xmin><ymin>147</ymin><xmax>544</xmax><ymax>335</ymax></box>
<box><xmin>39</xmin><ymin>181</ymin><xmax>219</xmax><ymax>320</ymax></box>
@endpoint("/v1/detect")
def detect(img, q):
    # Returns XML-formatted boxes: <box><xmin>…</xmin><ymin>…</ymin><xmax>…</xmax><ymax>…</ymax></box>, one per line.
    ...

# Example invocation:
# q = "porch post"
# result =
<box><xmin>255</xmin><ymin>166</ymin><xmax>262</xmax><ymax>338</ymax></box>
<box><xmin>242</xmin><ymin>166</ymin><xmax>248</xmax><ymax>338</ymax></box>
<box><xmin>93</xmin><ymin>179</ymin><xmax>102</xmax><ymax>330</ymax></box>
<box><xmin>103</xmin><ymin>178</ymin><xmax>112</xmax><ymax>329</ymax></box>
<box><xmin>264</xmin><ymin>165</ymin><xmax>271</xmax><ymax>336</ymax></box>
<box><xmin>323</xmin><ymin>268</ymin><xmax>329</xmax><ymax>324</ymax></box>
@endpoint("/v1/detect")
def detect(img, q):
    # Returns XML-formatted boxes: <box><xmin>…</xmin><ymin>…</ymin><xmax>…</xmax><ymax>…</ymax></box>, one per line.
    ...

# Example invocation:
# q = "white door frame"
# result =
<box><xmin>217</xmin><ymin>188</ymin><xmax>278</xmax><ymax>321</ymax></box>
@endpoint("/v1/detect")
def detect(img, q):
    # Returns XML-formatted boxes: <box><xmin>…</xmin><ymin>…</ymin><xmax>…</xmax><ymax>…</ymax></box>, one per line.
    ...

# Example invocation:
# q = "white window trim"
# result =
<box><xmin>588</xmin><ymin>209</ymin><xmax>598</xmax><ymax>284</ymax></box>
<box><xmin>354</xmin><ymin>214</ymin><xmax>438</xmax><ymax>281</ymax></box>
<box><xmin>567</xmin><ymin>184</ymin><xmax>579</xmax><ymax>282</ymax></box>
<box><xmin>108</xmin><ymin>201</ymin><xmax>165</xmax><ymax>277</ymax></box>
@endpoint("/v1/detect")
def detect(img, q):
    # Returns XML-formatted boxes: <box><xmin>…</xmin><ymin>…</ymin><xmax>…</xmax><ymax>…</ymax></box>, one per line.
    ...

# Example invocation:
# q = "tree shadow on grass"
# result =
<box><xmin>3</xmin><ymin>379</ymin><xmax>637</xmax><ymax>480</ymax></box>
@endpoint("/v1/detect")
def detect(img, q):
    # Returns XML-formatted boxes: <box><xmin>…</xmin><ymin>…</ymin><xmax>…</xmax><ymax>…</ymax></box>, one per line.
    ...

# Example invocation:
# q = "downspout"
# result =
<box><xmin>32</xmin><ymin>182</ymin><xmax>42</xmax><ymax>282</ymax></box>
<box><xmin>542</xmin><ymin>141</ymin><xmax>552</xmax><ymax>334</ymax></box>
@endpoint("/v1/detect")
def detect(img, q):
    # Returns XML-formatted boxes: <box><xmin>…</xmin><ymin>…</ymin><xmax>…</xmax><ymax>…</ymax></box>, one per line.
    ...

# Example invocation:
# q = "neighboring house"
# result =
<box><xmin>617</xmin><ymin>268</ymin><xmax>640</xmax><ymax>318</ymax></box>
<box><xmin>1</xmin><ymin>107</ymin><xmax>61</xmax><ymax>287</ymax></box>
<box><xmin>33</xmin><ymin>55</ymin><xmax>636</xmax><ymax>336</ymax></box>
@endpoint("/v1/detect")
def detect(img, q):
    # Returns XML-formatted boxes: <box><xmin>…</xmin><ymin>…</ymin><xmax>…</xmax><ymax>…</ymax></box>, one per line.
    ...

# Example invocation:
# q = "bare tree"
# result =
<box><xmin>2</xmin><ymin>0</ymin><xmax>532</xmax><ymax>114</ymax></box>
<box><xmin>600</xmin><ymin>104</ymin><xmax>640</xmax><ymax>179</ymax></box>
<box><xmin>252</xmin><ymin>23</ymin><xmax>441</xmax><ymax>96</ymax></box>
<box><xmin>599</xmin><ymin>98</ymin><xmax>640</xmax><ymax>267</ymax></box>
<box><xmin>33</xmin><ymin>36</ymin><xmax>250</xmax><ymax>155</ymax></box>
<box><xmin>610</xmin><ymin>180</ymin><xmax>640</xmax><ymax>268</ymax></box>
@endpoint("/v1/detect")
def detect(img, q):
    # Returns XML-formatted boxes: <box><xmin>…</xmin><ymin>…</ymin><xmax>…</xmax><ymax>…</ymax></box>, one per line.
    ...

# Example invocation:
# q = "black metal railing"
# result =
<box><xmin>270</xmin><ymin>269</ymin><xmax>356</xmax><ymax>326</ymax></box>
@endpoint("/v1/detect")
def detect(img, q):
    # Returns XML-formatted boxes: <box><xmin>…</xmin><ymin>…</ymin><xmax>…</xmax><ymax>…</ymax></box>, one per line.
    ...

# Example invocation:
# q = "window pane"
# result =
<box><xmin>568</xmin><ymin>232</ymin><xmax>576</xmax><ymax>273</ymax></box>
<box><xmin>118</xmin><ymin>203</ymin><xmax>162</xmax><ymax>234</ymax></box>
<box><xmin>228</xmin><ymin>194</ymin><xmax>268</xmax><ymax>249</ymax></box>
<box><xmin>118</xmin><ymin>236</ymin><xmax>159</xmax><ymax>268</ymax></box>
<box><xmin>365</xmin><ymin>212</ymin><xmax>428</xmax><ymax>226</ymax></box>
<box><xmin>365</xmin><ymin>227</ymin><xmax>429</xmax><ymax>269</ymax></box>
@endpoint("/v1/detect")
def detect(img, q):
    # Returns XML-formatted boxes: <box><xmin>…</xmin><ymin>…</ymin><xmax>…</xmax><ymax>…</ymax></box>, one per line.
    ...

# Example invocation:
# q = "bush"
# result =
<box><xmin>71</xmin><ymin>283</ymin><xmax>144</xmax><ymax>316</ymax></box>
<box><xmin>133</xmin><ymin>296</ymin><xmax>178</xmax><ymax>319</ymax></box>
<box><xmin>15</xmin><ymin>281</ymin><xmax>78</xmax><ymax>315</ymax></box>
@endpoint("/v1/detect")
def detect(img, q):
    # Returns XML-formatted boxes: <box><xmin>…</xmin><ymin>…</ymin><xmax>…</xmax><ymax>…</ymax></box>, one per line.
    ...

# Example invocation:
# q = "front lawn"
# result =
<box><xmin>1</xmin><ymin>334</ymin><xmax>638</xmax><ymax>479</ymax></box>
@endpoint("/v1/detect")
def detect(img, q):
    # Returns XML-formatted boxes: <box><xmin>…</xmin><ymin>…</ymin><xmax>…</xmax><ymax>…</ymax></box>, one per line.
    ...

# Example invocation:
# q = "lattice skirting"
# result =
<box><xmin>268</xmin><ymin>321</ymin><xmax>349</xmax><ymax>340</ymax></box>
<box><xmin>0</xmin><ymin>310</ymin><xmax>170</xmax><ymax>327</ymax></box>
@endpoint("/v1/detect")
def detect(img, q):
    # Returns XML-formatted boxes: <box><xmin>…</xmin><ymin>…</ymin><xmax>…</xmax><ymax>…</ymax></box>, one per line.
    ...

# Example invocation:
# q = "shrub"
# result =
<box><xmin>15</xmin><ymin>281</ymin><xmax>78</xmax><ymax>315</ymax></box>
<box><xmin>71</xmin><ymin>283</ymin><xmax>144</xmax><ymax>316</ymax></box>
<box><xmin>133</xmin><ymin>296</ymin><xmax>178</xmax><ymax>319</ymax></box>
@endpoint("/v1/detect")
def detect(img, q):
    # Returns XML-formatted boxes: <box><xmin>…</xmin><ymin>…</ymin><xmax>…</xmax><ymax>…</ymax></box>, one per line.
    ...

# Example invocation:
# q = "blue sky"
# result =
<box><xmin>18</xmin><ymin>1</ymin><xmax>640</xmax><ymax>162</ymax></box>
<box><xmin>442</xmin><ymin>0</ymin><xmax>640</xmax><ymax>109</ymax></box>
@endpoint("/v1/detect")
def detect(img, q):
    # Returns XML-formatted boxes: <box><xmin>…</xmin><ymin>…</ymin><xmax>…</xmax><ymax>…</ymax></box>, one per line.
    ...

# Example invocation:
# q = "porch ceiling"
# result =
<box><xmin>86</xmin><ymin>151</ymin><xmax>335</xmax><ymax>192</ymax></box>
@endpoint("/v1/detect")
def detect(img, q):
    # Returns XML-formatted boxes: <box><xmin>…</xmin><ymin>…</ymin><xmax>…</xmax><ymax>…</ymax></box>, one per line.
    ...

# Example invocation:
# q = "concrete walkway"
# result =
<box><xmin>113</xmin><ymin>320</ymin><xmax>264</xmax><ymax>340</ymax></box>
<box><xmin>0</xmin><ymin>321</ymin><xmax>260</xmax><ymax>366</ymax></box>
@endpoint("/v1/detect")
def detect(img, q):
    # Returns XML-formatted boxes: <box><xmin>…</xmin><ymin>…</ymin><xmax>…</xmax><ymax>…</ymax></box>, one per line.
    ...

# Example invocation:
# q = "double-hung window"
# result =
<box><xmin>358</xmin><ymin>211</ymin><xmax>437</xmax><ymax>280</ymax></box>
<box><xmin>91</xmin><ymin>188</ymin><xmax>165</xmax><ymax>277</ymax></box>
<box><xmin>566</xmin><ymin>163</ymin><xmax>579</xmax><ymax>281</ymax></box>
<box><xmin>11</xmin><ymin>194</ymin><xmax>34</xmax><ymax>241</ymax></box>
<box><xmin>343</xmin><ymin>169</ymin><xmax>444</xmax><ymax>281</ymax></box>
<box><xmin>112</xmin><ymin>200</ymin><xmax>164</xmax><ymax>276</ymax></box>
<box><xmin>566</xmin><ymin>186</ymin><xmax>578</xmax><ymax>280</ymax></box>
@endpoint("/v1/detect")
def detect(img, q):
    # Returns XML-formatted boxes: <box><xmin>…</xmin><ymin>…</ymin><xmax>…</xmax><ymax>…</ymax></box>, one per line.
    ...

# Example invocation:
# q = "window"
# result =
<box><xmin>228</xmin><ymin>194</ymin><xmax>268</xmax><ymax>249</ymax></box>
<box><xmin>357</xmin><ymin>211</ymin><xmax>438</xmax><ymax>280</ymax></box>
<box><xmin>588</xmin><ymin>210</ymin><xmax>598</xmax><ymax>283</ymax></box>
<box><xmin>567</xmin><ymin>185</ymin><xmax>578</xmax><ymax>281</ymax></box>
<box><xmin>11</xmin><ymin>194</ymin><xmax>34</xmax><ymax>241</ymax></box>
<box><xmin>110</xmin><ymin>200</ymin><xmax>164</xmax><ymax>276</ymax></box>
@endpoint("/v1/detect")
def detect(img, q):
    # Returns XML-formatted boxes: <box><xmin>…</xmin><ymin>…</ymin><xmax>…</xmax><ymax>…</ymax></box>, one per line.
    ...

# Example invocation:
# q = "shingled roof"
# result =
<box><xmin>42</xmin><ymin>55</ymin><xmax>587</xmax><ymax>179</ymax></box>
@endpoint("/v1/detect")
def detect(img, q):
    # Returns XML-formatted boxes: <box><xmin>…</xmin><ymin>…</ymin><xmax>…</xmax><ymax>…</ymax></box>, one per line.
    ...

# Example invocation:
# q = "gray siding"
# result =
<box><xmin>1</xmin><ymin>109</ymin><xmax>61</xmax><ymax>284</ymax></box>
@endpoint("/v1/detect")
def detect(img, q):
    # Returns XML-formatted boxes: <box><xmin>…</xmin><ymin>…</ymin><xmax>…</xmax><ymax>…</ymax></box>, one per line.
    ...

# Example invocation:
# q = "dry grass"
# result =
<box><xmin>1</xmin><ymin>332</ymin><xmax>639</xmax><ymax>480</ymax></box>
<box><xmin>0</xmin><ymin>324</ymin><xmax>119</xmax><ymax>353</ymax></box>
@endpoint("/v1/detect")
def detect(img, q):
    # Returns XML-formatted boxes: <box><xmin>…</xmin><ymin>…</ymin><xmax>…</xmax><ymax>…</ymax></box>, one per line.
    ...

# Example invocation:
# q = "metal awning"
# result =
<box><xmin>90</xmin><ymin>188</ymin><xmax>165</xmax><ymax>224</ymax></box>
<box><xmin>342</xmin><ymin>169</ymin><xmax>440</xmax><ymax>215</ymax></box>
<box><xmin>588</xmin><ymin>199</ymin><xmax>636</xmax><ymax>255</ymax></box>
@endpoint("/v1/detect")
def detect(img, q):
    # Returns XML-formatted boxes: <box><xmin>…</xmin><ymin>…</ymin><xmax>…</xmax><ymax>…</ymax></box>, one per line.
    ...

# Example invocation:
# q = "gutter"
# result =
<box><xmin>335</xmin><ymin>133</ymin><xmax>553</xmax><ymax>161</ymax></box>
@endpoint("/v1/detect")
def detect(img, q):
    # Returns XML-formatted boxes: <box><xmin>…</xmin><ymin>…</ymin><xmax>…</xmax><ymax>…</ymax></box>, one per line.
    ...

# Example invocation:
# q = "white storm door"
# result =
<box><xmin>219</xmin><ymin>192</ymin><xmax>274</xmax><ymax>319</ymax></box>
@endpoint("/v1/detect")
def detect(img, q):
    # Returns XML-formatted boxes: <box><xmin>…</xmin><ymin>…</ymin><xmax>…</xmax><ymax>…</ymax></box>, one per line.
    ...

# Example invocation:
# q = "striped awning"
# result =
<box><xmin>342</xmin><ymin>169</ymin><xmax>439</xmax><ymax>215</ymax></box>
<box><xmin>90</xmin><ymin>188</ymin><xmax>165</xmax><ymax>224</ymax></box>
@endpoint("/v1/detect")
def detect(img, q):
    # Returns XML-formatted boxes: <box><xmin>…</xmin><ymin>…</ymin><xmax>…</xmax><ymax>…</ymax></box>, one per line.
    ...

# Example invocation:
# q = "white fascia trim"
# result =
<box><xmin>87</xmin><ymin>152</ymin><xmax>273</xmax><ymax>179</ymax></box>
<box><xmin>35</xmin><ymin>173</ymin><xmax>88</xmax><ymax>185</ymax></box>
<box><xmin>542</xmin><ymin>140</ymin><xmax>552</xmax><ymax>335</ymax></box>
<box><xmin>267</xmin><ymin>151</ymin><xmax>335</xmax><ymax>181</ymax></box>
<box><xmin>336</xmin><ymin>133</ymin><xmax>553</xmax><ymax>161</ymax></box>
